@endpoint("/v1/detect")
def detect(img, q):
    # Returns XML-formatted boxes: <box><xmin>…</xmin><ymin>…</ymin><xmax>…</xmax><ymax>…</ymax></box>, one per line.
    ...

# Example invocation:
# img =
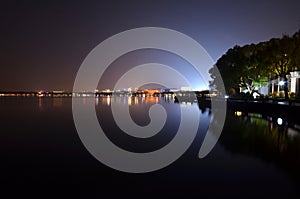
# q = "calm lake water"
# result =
<box><xmin>1</xmin><ymin>96</ymin><xmax>300</xmax><ymax>198</ymax></box>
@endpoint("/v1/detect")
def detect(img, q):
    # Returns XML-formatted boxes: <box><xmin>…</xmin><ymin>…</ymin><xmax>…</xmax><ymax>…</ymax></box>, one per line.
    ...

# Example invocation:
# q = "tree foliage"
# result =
<box><xmin>210</xmin><ymin>29</ymin><xmax>300</xmax><ymax>98</ymax></box>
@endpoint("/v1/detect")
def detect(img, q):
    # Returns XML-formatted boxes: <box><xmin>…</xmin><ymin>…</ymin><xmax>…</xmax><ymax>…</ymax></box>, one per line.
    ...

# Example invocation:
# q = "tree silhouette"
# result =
<box><xmin>210</xmin><ymin>29</ymin><xmax>300</xmax><ymax>98</ymax></box>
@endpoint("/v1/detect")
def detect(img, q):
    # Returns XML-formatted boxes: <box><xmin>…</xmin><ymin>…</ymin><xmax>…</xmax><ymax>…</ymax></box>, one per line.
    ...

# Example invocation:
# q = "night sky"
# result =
<box><xmin>1</xmin><ymin>0</ymin><xmax>300</xmax><ymax>91</ymax></box>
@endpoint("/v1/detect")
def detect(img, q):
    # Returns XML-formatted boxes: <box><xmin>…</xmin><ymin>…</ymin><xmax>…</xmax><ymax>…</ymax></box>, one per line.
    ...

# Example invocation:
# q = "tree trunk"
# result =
<box><xmin>284</xmin><ymin>85</ymin><xmax>289</xmax><ymax>99</ymax></box>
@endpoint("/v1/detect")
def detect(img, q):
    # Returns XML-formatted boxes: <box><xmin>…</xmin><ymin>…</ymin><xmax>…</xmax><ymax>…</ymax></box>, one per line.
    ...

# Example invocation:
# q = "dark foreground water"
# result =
<box><xmin>0</xmin><ymin>96</ymin><xmax>300</xmax><ymax>198</ymax></box>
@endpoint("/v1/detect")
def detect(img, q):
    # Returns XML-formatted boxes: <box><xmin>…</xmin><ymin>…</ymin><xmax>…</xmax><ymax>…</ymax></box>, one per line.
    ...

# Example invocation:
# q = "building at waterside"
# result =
<box><xmin>267</xmin><ymin>71</ymin><xmax>300</xmax><ymax>96</ymax></box>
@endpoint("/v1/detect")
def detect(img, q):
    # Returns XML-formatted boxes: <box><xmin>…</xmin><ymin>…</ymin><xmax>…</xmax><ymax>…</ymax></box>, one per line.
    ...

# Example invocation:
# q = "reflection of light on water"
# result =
<box><xmin>144</xmin><ymin>97</ymin><xmax>156</xmax><ymax>104</ymax></box>
<box><xmin>179</xmin><ymin>103</ymin><xmax>198</xmax><ymax>109</ymax></box>
<box><xmin>155</xmin><ymin>97</ymin><xmax>158</xmax><ymax>104</ymax></box>
<box><xmin>277</xmin><ymin>101</ymin><xmax>287</xmax><ymax>105</ymax></box>
<box><xmin>277</xmin><ymin>118</ymin><xmax>283</xmax><ymax>125</ymax></box>
<box><xmin>248</xmin><ymin>113</ymin><xmax>262</xmax><ymax>118</ymax></box>
<box><xmin>142</xmin><ymin>95</ymin><xmax>145</xmax><ymax>103</ymax></box>
<box><xmin>287</xmin><ymin>128</ymin><xmax>300</xmax><ymax>139</ymax></box>
<box><xmin>270</xmin><ymin>122</ymin><xmax>274</xmax><ymax>130</ymax></box>
<box><xmin>235</xmin><ymin>111</ymin><xmax>242</xmax><ymax>116</ymax></box>
<box><xmin>114</xmin><ymin>96</ymin><xmax>121</xmax><ymax>104</ymax></box>
<box><xmin>250</xmin><ymin>116</ymin><xmax>267</xmax><ymax>126</ymax></box>
<box><xmin>128</xmin><ymin>97</ymin><xmax>132</xmax><ymax>106</ymax></box>
<box><xmin>53</xmin><ymin>98</ymin><xmax>63</xmax><ymax>107</ymax></box>
<box><xmin>267</xmin><ymin>116</ymin><xmax>272</xmax><ymax>122</ymax></box>
<box><xmin>107</xmin><ymin>96</ymin><xmax>111</xmax><ymax>106</ymax></box>
<box><xmin>180</xmin><ymin>103</ymin><xmax>187</xmax><ymax>107</ymax></box>
<box><xmin>95</xmin><ymin>97</ymin><xmax>99</xmax><ymax>106</ymax></box>
<box><xmin>38</xmin><ymin>97</ymin><xmax>43</xmax><ymax>110</ymax></box>
<box><xmin>295</xmin><ymin>124</ymin><xmax>300</xmax><ymax>130</ymax></box>
<box><xmin>234</xmin><ymin>112</ymin><xmax>289</xmax><ymax>128</ymax></box>
<box><xmin>232</xmin><ymin>111</ymin><xmax>300</xmax><ymax>146</ymax></box>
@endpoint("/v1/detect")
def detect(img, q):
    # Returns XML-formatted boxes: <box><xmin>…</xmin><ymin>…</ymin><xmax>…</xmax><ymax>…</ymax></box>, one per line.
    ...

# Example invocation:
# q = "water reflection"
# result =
<box><xmin>1</xmin><ymin>96</ymin><xmax>300</xmax><ymax>196</ymax></box>
<box><xmin>233</xmin><ymin>110</ymin><xmax>300</xmax><ymax>136</ymax></box>
<box><xmin>53</xmin><ymin>97</ymin><xmax>63</xmax><ymax>107</ymax></box>
<box><xmin>37</xmin><ymin>97</ymin><xmax>70</xmax><ymax>110</ymax></box>
<box><xmin>33</xmin><ymin>96</ymin><xmax>300</xmax><ymax>189</ymax></box>
<box><xmin>94</xmin><ymin>95</ymin><xmax>202</xmax><ymax>153</ymax></box>
<box><xmin>220</xmin><ymin>110</ymin><xmax>300</xmax><ymax>185</ymax></box>
<box><xmin>94</xmin><ymin>96</ymin><xmax>300</xmax><ymax>182</ymax></box>
<box><xmin>96</xmin><ymin>95</ymin><xmax>176</xmax><ymax>106</ymax></box>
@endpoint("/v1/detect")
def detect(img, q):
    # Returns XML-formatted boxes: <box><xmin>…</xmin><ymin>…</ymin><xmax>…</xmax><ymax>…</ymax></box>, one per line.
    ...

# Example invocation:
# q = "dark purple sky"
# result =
<box><xmin>1</xmin><ymin>0</ymin><xmax>300</xmax><ymax>91</ymax></box>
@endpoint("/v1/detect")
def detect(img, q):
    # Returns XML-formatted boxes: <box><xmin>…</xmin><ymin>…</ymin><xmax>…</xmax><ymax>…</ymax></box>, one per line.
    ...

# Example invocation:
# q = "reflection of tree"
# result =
<box><xmin>197</xmin><ymin>98</ymin><xmax>211</xmax><ymax>113</ymax></box>
<box><xmin>220</xmin><ymin>113</ymin><xmax>300</xmax><ymax>184</ymax></box>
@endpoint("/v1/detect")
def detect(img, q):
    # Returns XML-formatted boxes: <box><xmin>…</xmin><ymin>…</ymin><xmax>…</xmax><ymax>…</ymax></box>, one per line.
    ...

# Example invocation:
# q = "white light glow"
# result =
<box><xmin>253</xmin><ymin>92</ymin><xmax>260</xmax><ymax>99</ymax></box>
<box><xmin>107</xmin><ymin>96</ymin><xmax>111</xmax><ymax>106</ymax></box>
<box><xmin>277</xmin><ymin>118</ymin><xmax>283</xmax><ymax>125</ymax></box>
<box><xmin>279</xmin><ymin>81</ymin><xmax>285</xmax><ymax>86</ymax></box>
<box><xmin>235</xmin><ymin>111</ymin><xmax>242</xmax><ymax>116</ymax></box>
<box><xmin>291</xmin><ymin>78</ymin><xmax>296</xmax><ymax>93</ymax></box>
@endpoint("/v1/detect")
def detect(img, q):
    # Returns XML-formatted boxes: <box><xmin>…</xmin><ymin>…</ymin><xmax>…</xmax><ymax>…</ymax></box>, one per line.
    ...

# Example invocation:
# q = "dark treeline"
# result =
<box><xmin>209</xmin><ymin>29</ymin><xmax>300</xmax><ymax>99</ymax></box>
